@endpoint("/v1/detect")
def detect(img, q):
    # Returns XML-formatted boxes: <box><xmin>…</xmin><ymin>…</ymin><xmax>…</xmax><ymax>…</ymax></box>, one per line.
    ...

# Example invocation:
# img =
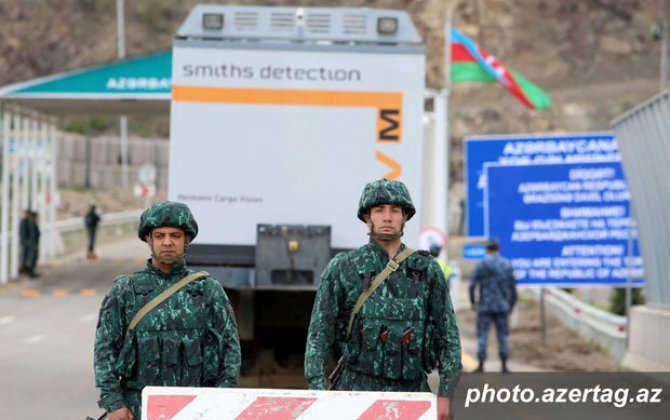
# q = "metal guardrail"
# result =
<box><xmin>528</xmin><ymin>286</ymin><xmax>627</xmax><ymax>362</ymax></box>
<box><xmin>52</xmin><ymin>209</ymin><xmax>143</xmax><ymax>257</ymax></box>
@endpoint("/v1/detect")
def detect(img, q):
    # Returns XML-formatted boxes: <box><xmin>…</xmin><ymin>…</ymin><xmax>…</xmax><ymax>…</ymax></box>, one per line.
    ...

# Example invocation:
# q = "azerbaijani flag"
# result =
<box><xmin>451</xmin><ymin>28</ymin><xmax>551</xmax><ymax>110</ymax></box>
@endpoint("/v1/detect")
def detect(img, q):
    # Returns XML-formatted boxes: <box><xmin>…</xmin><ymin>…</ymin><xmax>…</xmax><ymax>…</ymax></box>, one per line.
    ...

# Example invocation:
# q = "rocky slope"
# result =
<box><xmin>1</xmin><ymin>0</ymin><xmax>666</xmax><ymax>186</ymax></box>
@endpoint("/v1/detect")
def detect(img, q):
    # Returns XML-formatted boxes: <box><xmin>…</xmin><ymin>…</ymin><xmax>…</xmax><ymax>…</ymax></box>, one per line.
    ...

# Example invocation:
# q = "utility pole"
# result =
<box><xmin>653</xmin><ymin>21</ymin><xmax>669</xmax><ymax>91</ymax></box>
<box><xmin>655</xmin><ymin>0</ymin><xmax>669</xmax><ymax>91</ymax></box>
<box><xmin>117</xmin><ymin>0</ymin><xmax>129</xmax><ymax>188</ymax></box>
<box><xmin>662</xmin><ymin>22</ymin><xmax>668</xmax><ymax>91</ymax></box>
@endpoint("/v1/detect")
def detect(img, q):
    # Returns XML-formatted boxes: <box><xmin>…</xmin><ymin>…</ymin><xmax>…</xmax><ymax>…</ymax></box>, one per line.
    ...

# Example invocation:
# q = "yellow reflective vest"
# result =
<box><xmin>435</xmin><ymin>257</ymin><xmax>453</xmax><ymax>282</ymax></box>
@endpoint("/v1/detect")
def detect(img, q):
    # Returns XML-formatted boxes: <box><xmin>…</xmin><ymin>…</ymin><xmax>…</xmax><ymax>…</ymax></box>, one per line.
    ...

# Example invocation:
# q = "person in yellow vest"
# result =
<box><xmin>429</xmin><ymin>244</ymin><xmax>453</xmax><ymax>289</ymax></box>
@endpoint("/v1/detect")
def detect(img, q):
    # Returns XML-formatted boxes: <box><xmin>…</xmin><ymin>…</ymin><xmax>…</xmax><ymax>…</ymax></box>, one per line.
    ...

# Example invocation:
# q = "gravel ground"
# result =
<box><xmin>457</xmin><ymin>291</ymin><xmax>620</xmax><ymax>372</ymax></box>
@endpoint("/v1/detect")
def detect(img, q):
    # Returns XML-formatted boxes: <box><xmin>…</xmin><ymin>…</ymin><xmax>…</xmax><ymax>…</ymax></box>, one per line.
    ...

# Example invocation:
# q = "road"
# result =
<box><xmin>0</xmin><ymin>237</ymin><xmax>484</xmax><ymax>419</ymax></box>
<box><xmin>0</xmin><ymin>236</ymin><xmax>619</xmax><ymax>419</ymax></box>
<box><xmin>0</xmin><ymin>238</ymin><xmax>146</xmax><ymax>420</ymax></box>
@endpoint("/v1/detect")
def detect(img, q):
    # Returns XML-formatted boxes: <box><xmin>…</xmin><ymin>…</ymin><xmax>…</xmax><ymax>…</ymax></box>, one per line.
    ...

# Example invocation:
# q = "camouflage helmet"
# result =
<box><xmin>137</xmin><ymin>201</ymin><xmax>198</xmax><ymax>242</ymax></box>
<box><xmin>357</xmin><ymin>179</ymin><xmax>416</xmax><ymax>222</ymax></box>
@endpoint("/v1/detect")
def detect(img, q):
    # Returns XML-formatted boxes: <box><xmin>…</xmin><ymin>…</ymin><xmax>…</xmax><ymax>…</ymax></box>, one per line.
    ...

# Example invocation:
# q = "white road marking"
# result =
<box><xmin>25</xmin><ymin>335</ymin><xmax>45</xmax><ymax>344</ymax></box>
<box><xmin>80</xmin><ymin>313</ymin><xmax>97</xmax><ymax>323</ymax></box>
<box><xmin>0</xmin><ymin>315</ymin><xmax>15</xmax><ymax>325</ymax></box>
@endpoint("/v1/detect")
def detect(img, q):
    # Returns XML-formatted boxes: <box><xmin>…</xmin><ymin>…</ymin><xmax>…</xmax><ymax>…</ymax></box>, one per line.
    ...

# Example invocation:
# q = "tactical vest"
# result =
<box><xmin>115</xmin><ymin>273</ymin><xmax>222</xmax><ymax>390</ymax></box>
<box><xmin>342</xmin><ymin>250</ymin><xmax>435</xmax><ymax>381</ymax></box>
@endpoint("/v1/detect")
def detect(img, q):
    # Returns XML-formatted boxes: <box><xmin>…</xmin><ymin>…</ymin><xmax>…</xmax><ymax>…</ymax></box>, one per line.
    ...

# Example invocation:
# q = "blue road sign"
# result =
<box><xmin>484</xmin><ymin>161</ymin><xmax>644</xmax><ymax>286</ymax></box>
<box><xmin>465</xmin><ymin>133</ymin><xmax>619</xmax><ymax>237</ymax></box>
<box><xmin>462</xmin><ymin>244</ymin><xmax>486</xmax><ymax>260</ymax></box>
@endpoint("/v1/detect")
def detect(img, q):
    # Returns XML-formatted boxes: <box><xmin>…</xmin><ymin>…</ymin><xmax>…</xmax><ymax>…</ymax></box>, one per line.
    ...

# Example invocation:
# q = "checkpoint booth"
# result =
<box><xmin>0</xmin><ymin>51</ymin><xmax>171</xmax><ymax>285</ymax></box>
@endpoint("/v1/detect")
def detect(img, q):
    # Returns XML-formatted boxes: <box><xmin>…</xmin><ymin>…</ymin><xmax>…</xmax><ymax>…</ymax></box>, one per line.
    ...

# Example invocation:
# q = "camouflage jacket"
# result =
<box><xmin>94</xmin><ymin>260</ymin><xmax>241</xmax><ymax>413</ymax></box>
<box><xmin>469</xmin><ymin>253</ymin><xmax>518</xmax><ymax>313</ymax></box>
<box><xmin>304</xmin><ymin>240</ymin><xmax>462</xmax><ymax>398</ymax></box>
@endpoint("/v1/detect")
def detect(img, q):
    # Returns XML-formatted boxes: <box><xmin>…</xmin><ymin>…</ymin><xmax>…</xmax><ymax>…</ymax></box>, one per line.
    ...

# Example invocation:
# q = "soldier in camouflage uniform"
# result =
<box><xmin>94</xmin><ymin>201</ymin><xmax>241</xmax><ymax>420</ymax></box>
<box><xmin>305</xmin><ymin>179</ymin><xmax>462</xmax><ymax>420</ymax></box>
<box><xmin>469</xmin><ymin>238</ymin><xmax>517</xmax><ymax>373</ymax></box>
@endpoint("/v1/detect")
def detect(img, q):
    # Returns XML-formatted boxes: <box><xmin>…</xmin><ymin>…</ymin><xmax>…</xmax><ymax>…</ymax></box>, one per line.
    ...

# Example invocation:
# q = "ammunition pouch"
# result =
<box><xmin>117</xmin><ymin>273</ymin><xmax>212</xmax><ymax>389</ymax></box>
<box><xmin>346</xmin><ymin>298</ymin><xmax>426</xmax><ymax>381</ymax></box>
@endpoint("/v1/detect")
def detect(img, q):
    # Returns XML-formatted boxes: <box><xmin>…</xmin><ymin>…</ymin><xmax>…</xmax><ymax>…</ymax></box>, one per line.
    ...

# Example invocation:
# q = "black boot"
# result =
<box><xmin>473</xmin><ymin>361</ymin><xmax>484</xmax><ymax>373</ymax></box>
<box><xmin>501</xmin><ymin>359</ymin><xmax>510</xmax><ymax>373</ymax></box>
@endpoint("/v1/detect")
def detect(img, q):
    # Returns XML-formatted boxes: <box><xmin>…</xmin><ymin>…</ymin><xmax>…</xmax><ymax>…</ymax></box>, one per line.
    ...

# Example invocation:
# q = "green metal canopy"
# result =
<box><xmin>0</xmin><ymin>51</ymin><xmax>171</xmax><ymax>115</ymax></box>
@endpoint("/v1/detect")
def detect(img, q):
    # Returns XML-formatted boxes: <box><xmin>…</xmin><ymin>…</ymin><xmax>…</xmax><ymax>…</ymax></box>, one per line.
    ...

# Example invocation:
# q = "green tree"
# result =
<box><xmin>609</xmin><ymin>287</ymin><xmax>645</xmax><ymax>316</ymax></box>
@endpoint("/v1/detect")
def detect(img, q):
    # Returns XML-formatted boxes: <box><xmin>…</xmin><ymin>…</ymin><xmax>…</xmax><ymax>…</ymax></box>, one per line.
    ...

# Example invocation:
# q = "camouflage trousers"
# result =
<box><xmin>476</xmin><ymin>311</ymin><xmax>509</xmax><ymax>362</ymax></box>
<box><xmin>336</xmin><ymin>368</ymin><xmax>430</xmax><ymax>393</ymax></box>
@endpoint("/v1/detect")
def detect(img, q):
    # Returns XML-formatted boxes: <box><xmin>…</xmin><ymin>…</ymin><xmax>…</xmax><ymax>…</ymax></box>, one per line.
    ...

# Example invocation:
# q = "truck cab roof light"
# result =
<box><xmin>377</xmin><ymin>17</ymin><xmax>398</xmax><ymax>35</ymax></box>
<box><xmin>203</xmin><ymin>13</ymin><xmax>224</xmax><ymax>30</ymax></box>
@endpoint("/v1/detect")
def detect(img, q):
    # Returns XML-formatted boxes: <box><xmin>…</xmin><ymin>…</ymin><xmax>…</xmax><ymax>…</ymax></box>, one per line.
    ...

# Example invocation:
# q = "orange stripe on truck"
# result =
<box><xmin>172</xmin><ymin>85</ymin><xmax>402</xmax><ymax>109</ymax></box>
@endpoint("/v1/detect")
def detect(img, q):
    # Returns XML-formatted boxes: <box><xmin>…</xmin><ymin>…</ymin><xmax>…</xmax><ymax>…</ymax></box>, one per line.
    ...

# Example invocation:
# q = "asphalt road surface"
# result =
<box><xmin>1</xmin><ymin>236</ymin><xmax>616</xmax><ymax>419</ymax></box>
<box><xmin>0</xmin><ymin>240</ymin><xmax>146</xmax><ymax>420</ymax></box>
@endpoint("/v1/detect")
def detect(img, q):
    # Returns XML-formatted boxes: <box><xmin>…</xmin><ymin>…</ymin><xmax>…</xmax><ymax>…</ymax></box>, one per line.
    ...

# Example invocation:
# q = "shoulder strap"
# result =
<box><xmin>346</xmin><ymin>247</ymin><xmax>415</xmax><ymax>338</ymax></box>
<box><xmin>125</xmin><ymin>271</ymin><xmax>209</xmax><ymax>338</ymax></box>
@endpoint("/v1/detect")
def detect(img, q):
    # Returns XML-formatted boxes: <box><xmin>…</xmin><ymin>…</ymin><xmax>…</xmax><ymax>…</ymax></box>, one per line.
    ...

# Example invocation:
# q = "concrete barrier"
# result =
<box><xmin>623</xmin><ymin>305</ymin><xmax>670</xmax><ymax>371</ymax></box>
<box><xmin>142</xmin><ymin>387</ymin><xmax>436</xmax><ymax>420</ymax></box>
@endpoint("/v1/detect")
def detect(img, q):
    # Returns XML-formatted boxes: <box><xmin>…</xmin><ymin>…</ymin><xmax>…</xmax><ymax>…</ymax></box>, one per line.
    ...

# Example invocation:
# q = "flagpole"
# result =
<box><xmin>443</xmin><ymin>4</ymin><xmax>458</xmax><ymax>235</ymax></box>
<box><xmin>443</xmin><ymin>0</ymin><xmax>460</xmax><ymax>208</ymax></box>
<box><xmin>439</xmin><ymin>2</ymin><xmax>459</xmax><ymax>308</ymax></box>
<box><xmin>117</xmin><ymin>0</ymin><xmax>129</xmax><ymax>189</ymax></box>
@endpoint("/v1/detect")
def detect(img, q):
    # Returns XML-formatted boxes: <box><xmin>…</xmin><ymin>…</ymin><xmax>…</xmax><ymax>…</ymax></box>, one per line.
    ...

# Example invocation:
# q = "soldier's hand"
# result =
<box><xmin>470</xmin><ymin>303</ymin><xmax>476</xmax><ymax>311</ymax></box>
<box><xmin>437</xmin><ymin>396</ymin><xmax>452</xmax><ymax>420</ymax></box>
<box><xmin>107</xmin><ymin>407</ymin><xmax>133</xmax><ymax>420</ymax></box>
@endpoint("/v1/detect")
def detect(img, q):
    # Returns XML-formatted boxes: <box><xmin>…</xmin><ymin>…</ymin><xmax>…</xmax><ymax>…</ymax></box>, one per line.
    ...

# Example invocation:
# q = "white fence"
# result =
<box><xmin>0</xmin><ymin>209</ymin><xmax>143</xmax><ymax>285</ymax></box>
<box><xmin>53</xmin><ymin>209</ymin><xmax>143</xmax><ymax>256</ymax></box>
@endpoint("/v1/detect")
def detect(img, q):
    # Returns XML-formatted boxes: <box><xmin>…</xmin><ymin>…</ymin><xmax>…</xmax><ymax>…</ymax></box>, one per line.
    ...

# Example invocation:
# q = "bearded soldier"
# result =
<box><xmin>94</xmin><ymin>201</ymin><xmax>241</xmax><ymax>420</ymax></box>
<box><xmin>304</xmin><ymin>179</ymin><xmax>462</xmax><ymax>420</ymax></box>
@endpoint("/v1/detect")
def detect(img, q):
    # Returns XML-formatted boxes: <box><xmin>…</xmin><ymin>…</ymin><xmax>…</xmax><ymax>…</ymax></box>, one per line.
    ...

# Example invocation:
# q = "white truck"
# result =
<box><xmin>168</xmin><ymin>5</ymin><xmax>428</xmax><ymax>384</ymax></box>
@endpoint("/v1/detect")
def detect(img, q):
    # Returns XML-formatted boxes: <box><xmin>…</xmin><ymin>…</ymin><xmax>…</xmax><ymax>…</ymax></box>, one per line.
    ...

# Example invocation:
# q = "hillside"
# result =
<box><xmin>0</xmin><ymin>0</ymin><xmax>666</xmax><ymax>187</ymax></box>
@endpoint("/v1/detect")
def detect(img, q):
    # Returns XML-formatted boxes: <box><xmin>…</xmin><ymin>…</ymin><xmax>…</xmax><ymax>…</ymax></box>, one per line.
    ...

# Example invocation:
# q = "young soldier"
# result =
<box><xmin>305</xmin><ymin>179</ymin><xmax>462</xmax><ymax>420</ymax></box>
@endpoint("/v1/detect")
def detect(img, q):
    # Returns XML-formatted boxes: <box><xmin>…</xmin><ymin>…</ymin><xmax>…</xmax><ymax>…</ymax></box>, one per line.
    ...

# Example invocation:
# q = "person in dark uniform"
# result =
<box><xmin>20</xmin><ymin>210</ymin><xmax>40</xmax><ymax>278</ymax></box>
<box><xmin>84</xmin><ymin>204</ymin><xmax>101</xmax><ymax>259</ymax></box>
<box><xmin>469</xmin><ymin>238</ymin><xmax>517</xmax><ymax>373</ymax></box>
<box><xmin>19</xmin><ymin>209</ymin><xmax>31</xmax><ymax>274</ymax></box>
